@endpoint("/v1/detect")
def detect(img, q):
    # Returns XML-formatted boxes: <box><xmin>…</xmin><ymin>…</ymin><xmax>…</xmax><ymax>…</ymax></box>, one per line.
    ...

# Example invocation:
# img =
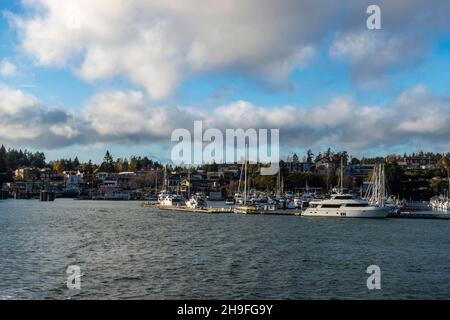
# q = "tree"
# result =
<box><xmin>30</xmin><ymin>152</ymin><xmax>46</xmax><ymax>168</ymax></box>
<box><xmin>53</xmin><ymin>161</ymin><xmax>63</xmax><ymax>174</ymax></box>
<box><xmin>306</xmin><ymin>149</ymin><xmax>314</xmax><ymax>164</ymax></box>
<box><xmin>73</xmin><ymin>156</ymin><xmax>80</xmax><ymax>169</ymax></box>
<box><xmin>438</xmin><ymin>156</ymin><xmax>450</xmax><ymax>174</ymax></box>
<box><xmin>129</xmin><ymin>157</ymin><xmax>138</xmax><ymax>172</ymax></box>
<box><xmin>100</xmin><ymin>150</ymin><xmax>115</xmax><ymax>173</ymax></box>
<box><xmin>0</xmin><ymin>145</ymin><xmax>6</xmax><ymax>173</ymax></box>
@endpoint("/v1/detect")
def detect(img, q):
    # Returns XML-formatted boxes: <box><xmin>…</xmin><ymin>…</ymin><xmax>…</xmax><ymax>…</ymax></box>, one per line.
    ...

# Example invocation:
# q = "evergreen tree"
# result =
<box><xmin>101</xmin><ymin>150</ymin><xmax>115</xmax><ymax>172</ymax></box>
<box><xmin>73</xmin><ymin>156</ymin><xmax>80</xmax><ymax>169</ymax></box>
<box><xmin>0</xmin><ymin>145</ymin><xmax>6</xmax><ymax>173</ymax></box>
<box><xmin>306</xmin><ymin>149</ymin><xmax>314</xmax><ymax>164</ymax></box>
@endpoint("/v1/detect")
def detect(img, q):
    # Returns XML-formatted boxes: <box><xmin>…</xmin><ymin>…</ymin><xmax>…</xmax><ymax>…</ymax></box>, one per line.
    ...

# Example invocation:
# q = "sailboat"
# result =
<box><xmin>295</xmin><ymin>181</ymin><xmax>315</xmax><ymax>209</ymax></box>
<box><xmin>234</xmin><ymin>145</ymin><xmax>259</xmax><ymax>214</ymax></box>
<box><xmin>302</xmin><ymin>159</ymin><xmax>390</xmax><ymax>218</ymax></box>
<box><xmin>430</xmin><ymin>170</ymin><xmax>450</xmax><ymax>211</ymax></box>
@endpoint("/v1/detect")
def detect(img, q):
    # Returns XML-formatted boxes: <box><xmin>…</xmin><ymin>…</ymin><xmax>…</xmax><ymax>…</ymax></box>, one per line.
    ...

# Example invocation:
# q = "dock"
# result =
<box><xmin>141</xmin><ymin>202</ymin><xmax>234</xmax><ymax>214</ymax></box>
<box><xmin>142</xmin><ymin>202</ymin><xmax>299</xmax><ymax>215</ymax></box>
<box><xmin>390</xmin><ymin>211</ymin><xmax>450</xmax><ymax>220</ymax></box>
<box><xmin>157</xmin><ymin>205</ymin><xmax>234</xmax><ymax>214</ymax></box>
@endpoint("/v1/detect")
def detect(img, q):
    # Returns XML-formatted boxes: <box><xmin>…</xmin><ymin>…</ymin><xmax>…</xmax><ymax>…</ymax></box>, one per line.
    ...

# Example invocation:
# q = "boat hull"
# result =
<box><xmin>302</xmin><ymin>206</ymin><xmax>390</xmax><ymax>218</ymax></box>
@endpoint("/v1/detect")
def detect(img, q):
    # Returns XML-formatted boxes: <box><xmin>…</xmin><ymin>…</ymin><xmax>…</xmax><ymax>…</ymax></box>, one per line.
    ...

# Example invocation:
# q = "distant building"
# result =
<box><xmin>40</xmin><ymin>168</ymin><xmax>60</xmax><ymax>181</ymax></box>
<box><xmin>14</xmin><ymin>167</ymin><xmax>38</xmax><ymax>181</ymax></box>
<box><xmin>315</xmin><ymin>159</ymin><xmax>336</xmax><ymax>175</ymax></box>
<box><xmin>397</xmin><ymin>156</ymin><xmax>438</xmax><ymax>170</ymax></box>
<box><xmin>346</xmin><ymin>164</ymin><xmax>375</xmax><ymax>178</ymax></box>
<box><xmin>95</xmin><ymin>172</ymin><xmax>110</xmax><ymax>181</ymax></box>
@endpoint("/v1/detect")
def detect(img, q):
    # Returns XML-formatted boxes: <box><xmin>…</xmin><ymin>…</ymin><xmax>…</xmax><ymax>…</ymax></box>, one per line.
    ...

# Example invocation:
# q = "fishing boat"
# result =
<box><xmin>186</xmin><ymin>193</ymin><xmax>207</xmax><ymax>209</ymax></box>
<box><xmin>161</xmin><ymin>195</ymin><xmax>186</xmax><ymax>207</ymax></box>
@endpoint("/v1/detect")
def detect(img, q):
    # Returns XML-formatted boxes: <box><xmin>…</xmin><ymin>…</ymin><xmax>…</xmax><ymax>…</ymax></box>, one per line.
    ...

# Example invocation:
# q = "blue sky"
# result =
<box><xmin>1</xmin><ymin>1</ymin><xmax>450</xmax><ymax>163</ymax></box>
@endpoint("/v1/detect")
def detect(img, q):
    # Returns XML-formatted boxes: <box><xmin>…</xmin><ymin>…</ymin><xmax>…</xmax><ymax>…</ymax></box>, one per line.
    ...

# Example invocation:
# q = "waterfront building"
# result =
<box><xmin>397</xmin><ymin>156</ymin><xmax>438</xmax><ymax>170</ymax></box>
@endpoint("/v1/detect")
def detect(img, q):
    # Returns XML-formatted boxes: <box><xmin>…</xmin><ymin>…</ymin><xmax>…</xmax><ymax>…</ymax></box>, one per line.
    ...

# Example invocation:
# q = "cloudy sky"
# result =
<box><xmin>1</xmin><ymin>0</ymin><xmax>450</xmax><ymax>162</ymax></box>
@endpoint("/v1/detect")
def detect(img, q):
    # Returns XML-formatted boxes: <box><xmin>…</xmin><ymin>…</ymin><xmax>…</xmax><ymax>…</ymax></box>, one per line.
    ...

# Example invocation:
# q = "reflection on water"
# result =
<box><xmin>1</xmin><ymin>199</ymin><xmax>450</xmax><ymax>299</ymax></box>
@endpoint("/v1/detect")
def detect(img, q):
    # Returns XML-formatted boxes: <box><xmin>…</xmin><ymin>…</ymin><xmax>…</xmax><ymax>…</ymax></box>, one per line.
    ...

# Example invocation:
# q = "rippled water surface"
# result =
<box><xmin>1</xmin><ymin>199</ymin><xmax>450</xmax><ymax>299</ymax></box>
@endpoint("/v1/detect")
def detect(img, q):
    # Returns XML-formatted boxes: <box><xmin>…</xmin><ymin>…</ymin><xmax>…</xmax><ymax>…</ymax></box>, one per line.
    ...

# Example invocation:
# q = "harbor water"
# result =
<box><xmin>1</xmin><ymin>199</ymin><xmax>450</xmax><ymax>299</ymax></box>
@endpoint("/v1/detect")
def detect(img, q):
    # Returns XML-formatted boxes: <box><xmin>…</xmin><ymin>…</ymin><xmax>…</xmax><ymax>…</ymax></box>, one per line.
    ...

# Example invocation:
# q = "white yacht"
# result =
<box><xmin>161</xmin><ymin>195</ymin><xmax>185</xmax><ymax>207</ymax></box>
<box><xmin>303</xmin><ymin>160</ymin><xmax>390</xmax><ymax>218</ymax></box>
<box><xmin>302</xmin><ymin>194</ymin><xmax>390</xmax><ymax>218</ymax></box>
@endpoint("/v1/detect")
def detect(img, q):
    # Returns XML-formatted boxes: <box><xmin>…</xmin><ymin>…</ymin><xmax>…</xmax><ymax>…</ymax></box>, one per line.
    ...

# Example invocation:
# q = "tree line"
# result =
<box><xmin>0</xmin><ymin>147</ymin><xmax>162</xmax><ymax>183</ymax></box>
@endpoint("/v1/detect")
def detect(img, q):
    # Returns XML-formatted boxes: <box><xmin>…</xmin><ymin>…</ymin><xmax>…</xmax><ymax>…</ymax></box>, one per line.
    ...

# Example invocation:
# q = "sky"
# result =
<box><xmin>1</xmin><ymin>0</ymin><xmax>450</xmax><ymax>163</ymax></box>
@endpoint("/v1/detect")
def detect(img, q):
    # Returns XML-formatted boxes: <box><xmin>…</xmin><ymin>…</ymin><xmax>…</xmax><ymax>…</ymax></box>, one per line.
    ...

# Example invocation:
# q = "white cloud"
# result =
<box><xmin>83</xmin><ymin>89</ymin><xmax>200</xmax><ymax>142</ymax></box>
<box><xmin>7</xmin><ymin>0</ymin><xmax>343</xmax><ymax>99</ymax></box>
<box><xmin>0</xmin><ymin>84</ymin><xmax>37</xmax><ymax>114</ymax></box>
<box><xmin>0</xmin><ymin>84</ymin><xmax>88</xmax><ymax>148</ymax></box>
<box><xmin>0</xmin><ymin>59</ymin><xmax>17</xmax><ymax>77</ymax></box>
<box><xmin>8</xmin><ymin>0</ymin><xmax>450</xmax><ymax>99</ymax></box>
<box><xmin>1</xmin><ymin>82</ymin><xmax>450</xmax><ymax>153</ymax></box>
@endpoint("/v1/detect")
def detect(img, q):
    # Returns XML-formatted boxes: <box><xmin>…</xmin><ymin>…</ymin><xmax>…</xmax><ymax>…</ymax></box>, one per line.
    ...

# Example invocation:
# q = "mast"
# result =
<box><xmin>155</xmin><ymin>168</ymin><xmax>158</xmax><ymax>194</ymax></box>
<box><xmin>277</xmin><ymin>169</ymin><xmax>281</xmax><ymax>197</ymax></box>
<box><xmin>187</xmin><ymin>167</ymin><xmax>191</xmax><ymax>198</ymax></box>
<box><xmin>366</xmin><ymin>163</ymin><xmax>386</xmax><ymax>207</ymax></box>
<box><xmin>163</xmin><ymin>165</ymin><xmax>168</xmax><ymax>191</ymax></box>
<box><xmin>380</xmin><ymin>163</ymin><xmax>386</xmax><ymax>207</ymax></box>
<box><xmin>340</xmin><ymin>157</ymin><xmax>344</xmax><ymax>194</ymax></box>
<box><xmin>237</xmin><ymin>160</ymin><xmax>243</xmax><ymax>195</ymax></box>
<box><xmin>243</xmin><ymin>144</ymin><xmax>248</xmax><ymax>205</ymax></box>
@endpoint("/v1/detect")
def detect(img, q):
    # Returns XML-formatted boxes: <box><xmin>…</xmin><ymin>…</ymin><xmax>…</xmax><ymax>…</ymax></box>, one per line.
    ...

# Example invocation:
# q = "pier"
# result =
<box><xmin>155</xmin><ymin>205</ymin><xmax>234</xmax><ymax>214</ymax></box>
<box><xmin>389</xmin><ymin>211</ymin><xmax>450</xmax><ymax>220</ymax></box>
<box><xmin>40</xmin><ymin>190</ymin><xmax>55</xmax><ymax>202</ymax></box>
<box><xmin>142</xmin><ymin>202</ymin><xmax>299</xmax><ymax>216</ymax></box>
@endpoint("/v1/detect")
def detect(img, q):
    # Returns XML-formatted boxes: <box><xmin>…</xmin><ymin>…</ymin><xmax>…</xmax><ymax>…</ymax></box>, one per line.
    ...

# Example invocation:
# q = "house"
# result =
<box><xmin>95</xmin><ymin>172</ymin><xmax>110</xmax><ymax>181</ymax></box>
<box><xmin>397</xmin><ymin>156</ymin><xmax>438</xmax><ymax>170</ymax></box>
<box><xmin>314</xmin><ymin>159</ymin><xmax>336</xmax><ymax>175</ymax></box>
<box><xmin>14</xmin><ymin>167</ymin><xmax>38</xmax><ymax>181</ymax></box>
<box><xmin>346</xmin><ymin>164</ymin><xmax>375</xmax><ymax>178</ymax></box>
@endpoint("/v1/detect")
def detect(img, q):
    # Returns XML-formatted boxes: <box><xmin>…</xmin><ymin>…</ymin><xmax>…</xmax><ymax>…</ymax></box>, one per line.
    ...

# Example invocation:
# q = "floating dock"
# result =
<box><xmin>157</xmin><ymin>205</ymin><xmax>234</xmax><ymax>214</ymax></box>
<box><xmin>390</xmin><ymin>211</ymin><xmax>450</xmax><ymax>220</ymax></box>
<box><xmin>142</xmin><ymin>202</ymin><xmax>300</xmax><ymax>216</ymax></box>
<box><xmin>141</xmin><ymin>202</ymin><xmax>234</xmax><ymax>214</ymax></box>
